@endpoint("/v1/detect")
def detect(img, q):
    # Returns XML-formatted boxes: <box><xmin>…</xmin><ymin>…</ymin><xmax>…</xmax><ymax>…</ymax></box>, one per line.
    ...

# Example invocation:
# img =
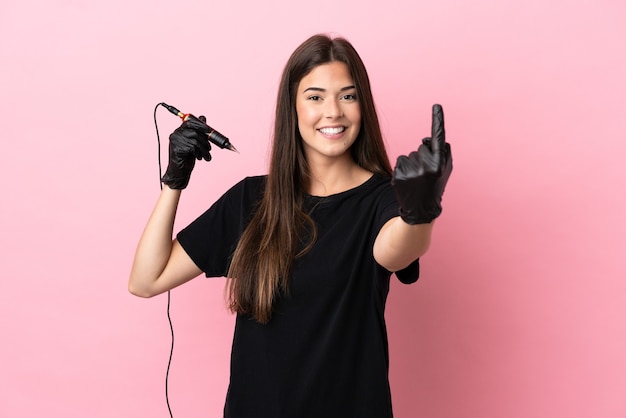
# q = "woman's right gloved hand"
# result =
<box><xmin>161</xmin><ymin>115</ymin><xmax>212</xmax><ymax>189</ymax></box>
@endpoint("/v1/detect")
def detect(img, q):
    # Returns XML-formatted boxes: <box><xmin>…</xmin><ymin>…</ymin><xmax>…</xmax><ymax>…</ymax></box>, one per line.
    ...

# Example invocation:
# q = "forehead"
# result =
<box><xmin>298</xmin><ymin>62</ymin><xmax>354</xmax><ymax>90</ymax></box>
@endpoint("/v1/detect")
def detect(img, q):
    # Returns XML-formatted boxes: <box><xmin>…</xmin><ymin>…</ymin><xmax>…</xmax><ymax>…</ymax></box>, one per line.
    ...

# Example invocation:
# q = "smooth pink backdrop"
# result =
<box><xmin>1</xmin><ymin>0</ymin><xmax>625</xmax><ymax>417</ymax></box>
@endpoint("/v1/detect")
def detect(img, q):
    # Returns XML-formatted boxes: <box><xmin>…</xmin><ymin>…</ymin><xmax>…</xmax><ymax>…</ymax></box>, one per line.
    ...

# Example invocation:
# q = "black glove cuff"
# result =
<box><xmin>161</xmin><ymin>177</ymin><xmax>190</xmax><ymax>190</ymax></box>
<box><xmin>161</xmin><ymin>169</ymin><xmax>190</xmax><ymax>190</ymax></box>
<box><xmin>399</xmin><ymin>206</ymin><xmax>441</xmax><ymax>225</ymax></box>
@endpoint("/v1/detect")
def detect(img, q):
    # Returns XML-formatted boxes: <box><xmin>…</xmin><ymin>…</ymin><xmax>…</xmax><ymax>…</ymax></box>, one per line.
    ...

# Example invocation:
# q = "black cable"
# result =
<box><xmin>165</xmin><ymin>290</ymin><xmax>174</xmax><ymax>418</ymax></box>
<box><xmin>153</xmin><ymin>103</ymin><xmax>175</xmax><ymax>418</ymax></box>
<box><xmin>154</xmin><ymin>103</ymin><xmax>164</xmax><ymax>190</ymax></box>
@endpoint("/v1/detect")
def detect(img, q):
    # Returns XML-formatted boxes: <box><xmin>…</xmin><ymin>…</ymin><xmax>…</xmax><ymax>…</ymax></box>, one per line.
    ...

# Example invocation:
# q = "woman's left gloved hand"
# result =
<box><xmin>391</xmin><ymin>104</ymin><xmax>453</xmax><ymax>224</ymax></box>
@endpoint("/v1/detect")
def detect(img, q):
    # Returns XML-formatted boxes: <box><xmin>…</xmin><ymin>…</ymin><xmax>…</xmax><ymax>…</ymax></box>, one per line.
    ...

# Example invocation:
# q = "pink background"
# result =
<box><xmin>1</xmin><ymin>0</ymin><xmax>625</xmax><ymax>417</ymax></box>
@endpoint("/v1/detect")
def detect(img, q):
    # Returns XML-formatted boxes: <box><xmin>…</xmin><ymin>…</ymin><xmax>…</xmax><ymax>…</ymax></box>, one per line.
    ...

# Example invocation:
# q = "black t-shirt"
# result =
<box><xmin>177</xmin><ymin>173</ymin><xmax>419</xmax><ymax>418</ymax></box>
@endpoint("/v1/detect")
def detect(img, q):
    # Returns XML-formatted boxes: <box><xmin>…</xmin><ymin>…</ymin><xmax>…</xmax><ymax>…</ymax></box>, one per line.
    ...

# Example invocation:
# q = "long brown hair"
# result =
<box><xmin>227</xmin><ymin>34</ymin><xmax>392</xmax><ymax>323</ymax></box>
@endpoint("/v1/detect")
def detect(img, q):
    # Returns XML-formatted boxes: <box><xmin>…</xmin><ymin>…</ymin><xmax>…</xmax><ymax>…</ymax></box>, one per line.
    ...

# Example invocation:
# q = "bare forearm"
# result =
<box><xmin>128</xmin><ymin>186</ymin><xmax>181</xmax><ymax>295</ymax></box>
<box><xmin>373</xmin><ymin>217</ymin><xmax>434</xmax><ymax>272</ymax></box>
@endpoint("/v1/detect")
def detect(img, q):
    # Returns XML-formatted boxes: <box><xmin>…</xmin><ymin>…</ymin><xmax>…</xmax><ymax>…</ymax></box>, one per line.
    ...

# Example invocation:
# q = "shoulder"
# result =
<box><xmin>360</xmin><ymin>173</ymin><xmax>394</xmax><ymax>202</ymax></box>
<box><xmin>198</xmin><ymin>175</ymin><xmax>266</xmax><ymax>220</ymax></box>
<box><xmin>231</xmin><ymin>175</ymin><xmax>266</xmax><ymax>191</ymax></box>
<box><xmin>360</xmin><ymin>173</ymin><xmax>402</xmax><ymax>232</ymax></box>
<box><xmin>224</xmin><ymin>175</ymin><xmax>267</xmax><ymax>201</ymax></box>
<box><xmin>369</xmin><ymin>173</ymin><xmax>392</xmax><ymax>190</ymax></box>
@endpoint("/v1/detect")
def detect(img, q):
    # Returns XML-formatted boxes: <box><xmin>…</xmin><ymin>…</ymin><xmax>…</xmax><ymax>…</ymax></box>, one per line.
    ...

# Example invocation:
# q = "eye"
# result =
<box><xmin>307</xmin><ymin>95</ymin><xmax>322</xmax><ymax>101</ymax></box>
<box><xmin>341</xmin><ymin>93</ymin><xmax>357</xmax><ymax>101</ymax></box>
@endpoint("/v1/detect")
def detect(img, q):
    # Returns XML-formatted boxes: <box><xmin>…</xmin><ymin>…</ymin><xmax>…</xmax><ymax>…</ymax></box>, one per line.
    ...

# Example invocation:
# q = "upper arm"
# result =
<box><xmin>132</xmin><ymin>239</ymin><xmax>203</xmax><ymax>298</ymax></box>
<box><xmin>373</xmin><ymin>216</ymin><xmax>433</xmax><ymax>272</ymax></box>
<box><xmin>373</xmin><ymin>217</ymin><xmax>402</xmax><ymax>272</ymax></box>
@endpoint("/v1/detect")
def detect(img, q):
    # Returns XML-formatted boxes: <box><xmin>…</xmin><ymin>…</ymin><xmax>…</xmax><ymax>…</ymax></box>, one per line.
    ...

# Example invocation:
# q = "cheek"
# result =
<box><xmin>295</xmin><ymin>117</ymin><xmax>312</xmax><ymax>145</ymax></box>
<box><xmin>349</xmin><ymin>113</ymin><xmax>362</xmax><ymax>145</ymax></box>
<box><xmin>354</xmin><ymin>106</ymin><xmax>362</xmax><ymax>125</ymax></box>
<box><xmin>296</xmin><ymin>106</ymin><xmax>315</xmax><ymax>128</ymax></box>
<box><xmin>295</xmin><ymin>106</ymin><xmax>305</xmax><ymax>137</ymax></box>
<box><xmin>295</xmin><ymin>102</ymin><xmax>306</xmax><ymax>129</ymax></box>
<box><xmin>350</xmin><ymin>109</ymin><xmax>362</xmax><ymax>134</ymax></box>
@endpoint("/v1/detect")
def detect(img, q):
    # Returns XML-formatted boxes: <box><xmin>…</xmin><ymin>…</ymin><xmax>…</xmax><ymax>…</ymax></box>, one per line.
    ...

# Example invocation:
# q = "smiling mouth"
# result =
<box><xmin>318</xmin><ymin>127</ymin><xmax>346</xmax><ymax>135</ymax></box>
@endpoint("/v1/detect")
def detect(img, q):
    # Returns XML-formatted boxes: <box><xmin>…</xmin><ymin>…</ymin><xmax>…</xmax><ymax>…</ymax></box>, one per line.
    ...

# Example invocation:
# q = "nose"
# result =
<box><xmin>324</xmin><ymin>98</ymin><xmax>343</xmax><ymax>118</ymax></box>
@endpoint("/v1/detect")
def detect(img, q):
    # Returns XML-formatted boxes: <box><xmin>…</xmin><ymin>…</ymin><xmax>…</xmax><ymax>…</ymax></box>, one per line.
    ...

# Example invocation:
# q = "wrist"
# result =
<box><xmin>161</xmin><ymin>183</ymin><xmax>184</xmax><ymax>193</ymax></box>
<box><xmin>161</xmin><ymin>170</ymin><xmax>191</xmax><ymax>190</ymax></box>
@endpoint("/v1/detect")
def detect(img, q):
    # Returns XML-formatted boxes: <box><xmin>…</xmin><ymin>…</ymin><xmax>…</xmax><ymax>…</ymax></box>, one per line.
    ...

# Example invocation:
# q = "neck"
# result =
<box><xmin>306</xmin><ymin>156</ymin><xmax>373</xmax><ymax>196</ymax></box>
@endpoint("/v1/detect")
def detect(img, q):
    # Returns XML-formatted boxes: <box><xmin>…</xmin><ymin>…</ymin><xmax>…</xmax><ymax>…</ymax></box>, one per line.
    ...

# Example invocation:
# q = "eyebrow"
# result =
<box><xmin>303</xmin><ymin>85</ymin><xmax>356</xmax><ymax>93</ymax></box>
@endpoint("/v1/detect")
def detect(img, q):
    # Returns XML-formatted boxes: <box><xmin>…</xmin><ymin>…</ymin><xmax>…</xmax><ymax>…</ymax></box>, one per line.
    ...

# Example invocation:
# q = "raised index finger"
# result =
<box><xmin>431</xmin><ymin>104</ymin><xmax>445</xmax><ymax>152</ymax></box>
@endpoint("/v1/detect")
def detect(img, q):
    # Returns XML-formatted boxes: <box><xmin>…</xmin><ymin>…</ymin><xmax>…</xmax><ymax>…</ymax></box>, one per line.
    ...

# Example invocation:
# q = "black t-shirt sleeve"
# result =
<box><xmin>176</xmin><ymin>176</ymin><xmax>265</xmax><ymax>278</ymax></box>
<box><xmin>376</xmin><ymin>177</ymin><xmax>420</xmax><ymax>284</ymax></box>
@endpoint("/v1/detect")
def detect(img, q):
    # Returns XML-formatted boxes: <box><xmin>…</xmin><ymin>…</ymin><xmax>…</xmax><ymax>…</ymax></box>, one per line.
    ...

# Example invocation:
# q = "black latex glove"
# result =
<box><xmin>161</xmin><ymin>115</ymin><xmax>212</xmax><ymax>189</ymax></box>
<box><xmin>391</xmin><ymin>104</ymin><xmax>453</xmax><ymax>224</ymax></box>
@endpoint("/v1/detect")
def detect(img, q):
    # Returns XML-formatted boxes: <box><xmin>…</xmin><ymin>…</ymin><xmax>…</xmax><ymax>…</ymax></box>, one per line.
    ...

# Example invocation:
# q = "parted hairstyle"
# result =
<box><xmin>227</xmin><ymin>34</ymin><xmax>392</xmax><ymax>323</ymax></box>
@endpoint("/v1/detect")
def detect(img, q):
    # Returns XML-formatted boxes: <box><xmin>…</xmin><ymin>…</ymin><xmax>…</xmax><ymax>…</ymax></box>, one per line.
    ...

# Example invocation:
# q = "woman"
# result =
<box><xmin>129</xmin><ymin>34</ymin><xmax>452</xmax><ymax>417</ymax></box>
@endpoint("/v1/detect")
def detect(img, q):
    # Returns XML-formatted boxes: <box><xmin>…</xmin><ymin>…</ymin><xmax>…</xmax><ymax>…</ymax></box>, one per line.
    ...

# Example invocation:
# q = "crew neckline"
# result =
<box><xmin>305</xmin><ymin>173</ymin><xmax>381</xmax><ymax>199</ymax></box>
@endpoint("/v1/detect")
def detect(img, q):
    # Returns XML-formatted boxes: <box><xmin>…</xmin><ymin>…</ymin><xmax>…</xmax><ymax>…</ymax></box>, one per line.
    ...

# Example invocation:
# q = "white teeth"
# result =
<box><xmin>319</xmin><ymin>127</ymin><xmax>345</xmax><ymax>135</ymax></box>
